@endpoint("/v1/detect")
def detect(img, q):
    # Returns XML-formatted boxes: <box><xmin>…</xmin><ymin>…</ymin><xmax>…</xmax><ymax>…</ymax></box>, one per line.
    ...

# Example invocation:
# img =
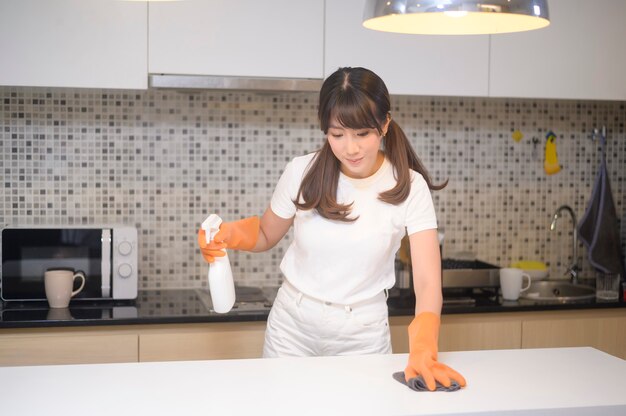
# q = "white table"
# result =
<box><xmin>1</xmin><ymin>347</ymin><xmax>624</xmax><ymax>415</ymax></box>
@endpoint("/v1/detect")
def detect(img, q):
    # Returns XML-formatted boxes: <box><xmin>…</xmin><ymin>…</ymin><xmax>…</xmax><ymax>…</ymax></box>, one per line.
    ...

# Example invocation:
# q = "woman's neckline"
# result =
<box><xmin>339</xmin><ymin>154</ymin><xmax>389</xmax><ymax>188</ymax></box>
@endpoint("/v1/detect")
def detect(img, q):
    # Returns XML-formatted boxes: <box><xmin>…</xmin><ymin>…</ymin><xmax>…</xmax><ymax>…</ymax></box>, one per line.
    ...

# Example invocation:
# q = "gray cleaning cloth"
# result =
<box><xmin>577</xmin><ymin>134</ymin><xmax>626</xmax><ymax>277</ymax></box>
<box><xmin>392</xmin><ymin>372</ymin><xmax>461</xmax><ymax>392</ymax></box>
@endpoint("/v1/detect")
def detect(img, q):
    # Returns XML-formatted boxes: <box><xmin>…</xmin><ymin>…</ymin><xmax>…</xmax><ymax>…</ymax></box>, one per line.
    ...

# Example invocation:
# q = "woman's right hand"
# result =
<box><xmin>197</xmin><ymin>228</ymin><xmax>227</xmax><ymax>263</ymax></box>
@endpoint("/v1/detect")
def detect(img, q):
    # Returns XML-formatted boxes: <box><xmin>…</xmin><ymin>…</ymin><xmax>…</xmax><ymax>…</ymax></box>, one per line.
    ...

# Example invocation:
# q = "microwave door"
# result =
<box><xmin>101</xmin><ymin>229</ymin><xmax>112</xmax><ymax>298</ymax></box>
<box><xmin>2</xmin><ymin>228</ymin><xmax>104</xmax><ymax>301</ymax></box>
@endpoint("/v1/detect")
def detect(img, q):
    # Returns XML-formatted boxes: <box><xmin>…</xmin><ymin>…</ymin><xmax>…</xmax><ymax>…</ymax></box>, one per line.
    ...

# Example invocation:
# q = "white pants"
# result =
<box><xmin>262</xmin><ymin>280</ymin><xmax>392</xmax><ymax>357</ymax></box>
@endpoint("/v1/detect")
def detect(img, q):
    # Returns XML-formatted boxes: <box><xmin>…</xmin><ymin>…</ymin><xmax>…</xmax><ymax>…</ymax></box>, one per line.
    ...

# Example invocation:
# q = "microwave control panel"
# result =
<box><xmin>112</xmin><ymin>226</ymin><xmax>138</xmax><ymax>299</ymax></box>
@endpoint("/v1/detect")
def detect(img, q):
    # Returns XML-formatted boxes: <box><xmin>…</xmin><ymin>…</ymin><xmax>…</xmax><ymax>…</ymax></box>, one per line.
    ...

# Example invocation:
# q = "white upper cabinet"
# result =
<box><xmin>490</xmin><ymin>0</ymin><xmax>626</xmax><ymax>100</ymax></box>
<box><xmin>0</xmin><ymin>0</ymin><xmax>147</xmax><ymax>89</ymax></box>
<box><xmin>149</xmin><ymin>0</ymin><xmax>324</xmax><ymax>79</ymax></box>
<box><xmin>324</xmin><ymin>0</ymin><xmax>489</xmax><ymax>97</ymax></box>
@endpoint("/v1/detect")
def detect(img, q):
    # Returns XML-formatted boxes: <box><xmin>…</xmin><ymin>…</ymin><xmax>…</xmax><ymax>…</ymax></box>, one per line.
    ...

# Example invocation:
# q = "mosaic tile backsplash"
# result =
<box><xmin>1</xmin><ymin>87</ymin><xmax>625</xmax><ymax>290</ymax></box>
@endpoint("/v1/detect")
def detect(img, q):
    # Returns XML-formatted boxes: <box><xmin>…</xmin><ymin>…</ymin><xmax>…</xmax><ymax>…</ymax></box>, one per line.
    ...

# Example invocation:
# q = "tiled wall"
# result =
<box><xmin>1</xmin><ymin>87</ymin><xmax>625</xmax><ymax>290</ymax></box>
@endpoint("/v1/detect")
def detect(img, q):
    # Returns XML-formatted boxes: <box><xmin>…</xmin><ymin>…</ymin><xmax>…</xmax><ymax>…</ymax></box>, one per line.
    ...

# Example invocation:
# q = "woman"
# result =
<box><xmin>198</xmin><ymin>67</ymin><xmax>466</xmax><ymax>391</ymax></box>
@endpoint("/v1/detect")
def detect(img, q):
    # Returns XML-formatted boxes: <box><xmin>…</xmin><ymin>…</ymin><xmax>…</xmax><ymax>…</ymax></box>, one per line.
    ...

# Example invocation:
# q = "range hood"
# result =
<box><xmin>149</xmin><ymin>74</ymin><xmax>322</xmax><ymax>92</ymax></box>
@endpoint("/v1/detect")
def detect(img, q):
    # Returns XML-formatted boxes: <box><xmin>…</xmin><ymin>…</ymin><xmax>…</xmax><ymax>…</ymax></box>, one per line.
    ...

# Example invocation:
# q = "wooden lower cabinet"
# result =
<box><xmin>389</xmin><ymin>316</ymin><xmax>412</xmax><ymax>353</ymax></box>
<box><xmin>1</xmin><ymin>308</ymin><xmax>624</xmax><ymax>366</ymax></box>
<box><xmin>0</xmin><ymin>327</ymin><xmax>138</xmax><ymax>366</ymax></box>
<box><xmin>139</xmin><ymin>322</ymin><xmax>266</xmax><ymax>362</ymax></box>
<box><xmin>391</xmin><ymin>308</ymin><xmax>626</xmax><ymax>359</ymax></box>
<box><xmin>390</xmin><ymin>313</ymin><xmax>523</xmax><ymax>353</ymax></box>
<box><xmin>522</xmin><ymin>309</ymin><xmax>626</xmax><ymax>359</ymax></box>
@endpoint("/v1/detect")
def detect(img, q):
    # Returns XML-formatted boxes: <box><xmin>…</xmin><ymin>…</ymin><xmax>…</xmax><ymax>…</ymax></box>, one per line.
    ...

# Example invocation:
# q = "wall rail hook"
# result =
<box><xmin>590</xmin><ymin>126</ymin><xmax>607</xmax><ymax>142</ymax></box>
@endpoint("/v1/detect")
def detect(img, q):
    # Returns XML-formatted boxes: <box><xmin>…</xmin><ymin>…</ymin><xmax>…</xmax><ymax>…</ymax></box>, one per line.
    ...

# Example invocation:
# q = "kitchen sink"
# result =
<box><xmin>520</xmin><ymin>281</ymin><xmax>595</xmax><ymax>303</ymax></box>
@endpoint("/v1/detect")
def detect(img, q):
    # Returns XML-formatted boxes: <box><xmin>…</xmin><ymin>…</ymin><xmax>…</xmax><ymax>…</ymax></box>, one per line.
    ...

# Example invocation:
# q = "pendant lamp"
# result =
<box><xmin>363</xmin><ymin>0</ymin><xmax>550</xmax><ymax>35</ymax></box>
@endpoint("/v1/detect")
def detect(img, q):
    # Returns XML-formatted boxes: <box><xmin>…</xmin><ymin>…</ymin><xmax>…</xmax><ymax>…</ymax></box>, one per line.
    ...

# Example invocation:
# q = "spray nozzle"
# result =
<box><xmin>201</xmin><ymin>214</ymin><xmax>223</xmax><ymax>244</ymax></box>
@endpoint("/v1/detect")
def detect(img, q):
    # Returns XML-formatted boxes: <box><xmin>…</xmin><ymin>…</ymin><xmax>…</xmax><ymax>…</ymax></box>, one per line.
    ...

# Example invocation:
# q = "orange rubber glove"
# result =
<box><xmin>404</xmin><ymin>312</ymin><xmax>467</xmax><ymax>391</ymax></box>
<box><xmin>197</xmin><ymin>216</ymin><xmax>260</xmax><ymax>263</ymax></box>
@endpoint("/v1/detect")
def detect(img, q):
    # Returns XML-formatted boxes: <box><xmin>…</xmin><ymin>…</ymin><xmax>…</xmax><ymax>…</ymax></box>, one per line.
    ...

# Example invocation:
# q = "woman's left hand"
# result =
<box><xmin>405</xmin><ymin>312</ymin><xmax>467</xmax><ymax>391</ymax></box>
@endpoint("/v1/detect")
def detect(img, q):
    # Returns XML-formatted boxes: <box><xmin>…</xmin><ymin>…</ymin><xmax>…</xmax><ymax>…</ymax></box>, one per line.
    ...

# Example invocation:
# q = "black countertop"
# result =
<box><xmin>1</xmin><ymin>286</ymin><xmax>625</xmax><ymax>329</ymax></box>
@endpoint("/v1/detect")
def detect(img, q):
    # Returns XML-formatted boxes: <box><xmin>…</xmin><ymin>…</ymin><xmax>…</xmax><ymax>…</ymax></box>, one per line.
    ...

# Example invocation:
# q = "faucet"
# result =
<box><xmin>550</xmin><ymin>205</ymin><xmax>579</xmax><ymax>284</ymax></box>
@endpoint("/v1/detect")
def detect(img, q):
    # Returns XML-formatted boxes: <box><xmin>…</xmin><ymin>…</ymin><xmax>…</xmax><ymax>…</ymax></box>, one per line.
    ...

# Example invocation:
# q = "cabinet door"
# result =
<box><xmin>439</xmin><ymin>315</ymin><xmax>522</xmax><ymax>352</ymax></box>
<box><xmin>522</xmin><ymin>314</ymin><xmax>626</xmax><ymax>359</ymax></box>
<box><xmin>390</xmin><ymin>315</ymin><xmax>522</xmax><ymax>353</ymax></box>
<box><xmin>139</xmin><ymin>322</ymin><xmax>267</xmax><ymax>362</ymax></box>
<box><xmin>0</xmin><ymin>0</ymin><xmax>147</xmax><ymax>89</ymax></box>
<box><xmin>389</xmin><ymin>316</ymin><xmax>412</xmax><ymax>353</ymax></box>
<box><xmin>0</xmin><ymin>334</ymin><xmax>138</xmax><ymax>366</ymax></box>
<box><xmin>149</xmin><ymin>0</ymin><xmax>324</xmax><ymax>79</ymax></box>
<box><xmin>490</xmin><ymin>0</ymin><xmax>626</xmax><ymax>100</ymax></box>
<box><xmin>325</xmin><ymin>0</ymin><xmax>489</xmax><ymax>97</ymax></box>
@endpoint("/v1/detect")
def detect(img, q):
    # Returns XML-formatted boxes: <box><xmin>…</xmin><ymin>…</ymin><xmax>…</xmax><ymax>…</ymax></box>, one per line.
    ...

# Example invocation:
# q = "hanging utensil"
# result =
<box><xmin>532</xmin><ymin>136</ymin><xmax>539</xmax><ymax>160</ymax></box>
<box><xmin>544</xmin><ymin>131</ymin><xmax>561</xmax><ymax>175</ymax></box>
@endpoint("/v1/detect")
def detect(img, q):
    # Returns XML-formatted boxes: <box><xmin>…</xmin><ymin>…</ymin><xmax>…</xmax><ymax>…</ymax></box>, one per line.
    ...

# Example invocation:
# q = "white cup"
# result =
<box><xmin>500</xmin><ymin>268</ymin><xmax>532</xmax><ymax>301</ymax></box>
<box><xmin>44</xmin><ymin>268</ymin><xmax>86</xmax><ymax>308</ymax></box>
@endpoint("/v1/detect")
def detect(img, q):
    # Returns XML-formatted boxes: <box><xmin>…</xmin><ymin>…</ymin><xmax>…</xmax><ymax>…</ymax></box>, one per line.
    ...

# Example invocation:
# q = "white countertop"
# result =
<box><xmin>1</xmin><ymin>347</ymin><xmax>624</xmax><ymax>415</ymax></box>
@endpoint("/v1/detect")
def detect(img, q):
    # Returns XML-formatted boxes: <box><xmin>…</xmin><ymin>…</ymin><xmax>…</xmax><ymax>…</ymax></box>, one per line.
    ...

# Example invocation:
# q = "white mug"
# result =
<box><xmin>500</xmin><ymin>268</ymin><xmax>532</xmax><ymax>301</ymax></box>
<box><xmin>44</xmin><ymin>268</ymin><xmax>86</xmax><ymax>308</ymax></box>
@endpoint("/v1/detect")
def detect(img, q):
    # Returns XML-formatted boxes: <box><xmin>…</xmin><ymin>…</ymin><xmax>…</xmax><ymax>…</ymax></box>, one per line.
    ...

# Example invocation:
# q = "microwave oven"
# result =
<box><xmin>1</xmin><ymin>226</ymin><xmax>138</xmax><ymax>301</ymax></box>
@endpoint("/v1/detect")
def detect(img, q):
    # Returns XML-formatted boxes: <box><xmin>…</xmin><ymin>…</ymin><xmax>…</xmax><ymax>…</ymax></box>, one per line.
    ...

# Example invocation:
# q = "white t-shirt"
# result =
<box><xmin>270</xmin><ymin>152</ymin><xmax>438</xmax><ymax>304</ymax></box>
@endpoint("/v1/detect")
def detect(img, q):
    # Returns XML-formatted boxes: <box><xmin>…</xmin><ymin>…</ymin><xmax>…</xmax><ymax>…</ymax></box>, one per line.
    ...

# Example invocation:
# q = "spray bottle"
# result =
<box><xmin>201</xmin><ymin>214</ymin><xmax>236</xmax><ymax>313</ymax></box>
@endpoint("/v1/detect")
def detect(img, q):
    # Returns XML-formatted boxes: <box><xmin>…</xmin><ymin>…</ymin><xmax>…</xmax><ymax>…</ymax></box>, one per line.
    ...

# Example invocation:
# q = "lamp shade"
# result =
<box><xmin>363</xmin><ymin>0</ymin><xmax>550</xmax><ymax>35</ymax></box>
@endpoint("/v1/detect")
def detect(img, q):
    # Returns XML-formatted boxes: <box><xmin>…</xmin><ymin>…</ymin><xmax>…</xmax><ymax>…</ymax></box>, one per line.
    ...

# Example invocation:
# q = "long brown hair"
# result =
<box><xmin>295</xmin><ymin>67</ymin><xmax>446</xmax><ymax>222</ymax></box>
